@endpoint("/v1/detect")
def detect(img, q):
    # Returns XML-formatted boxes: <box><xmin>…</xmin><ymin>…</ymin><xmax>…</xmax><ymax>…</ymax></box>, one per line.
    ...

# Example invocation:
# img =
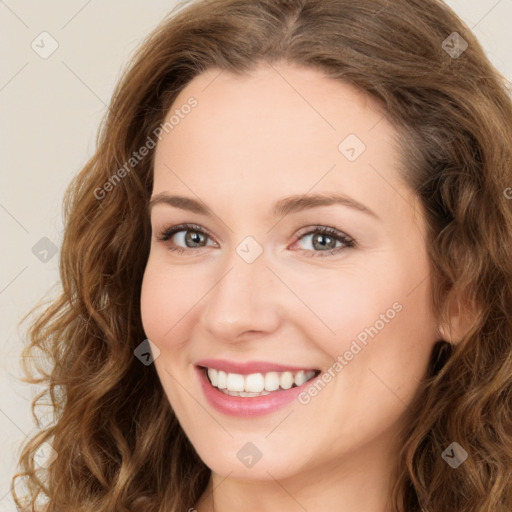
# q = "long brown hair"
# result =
<box><xmin>12</xmin><ymin>0</ymin><xmax>512</xmax><ymax>510</ymax></box>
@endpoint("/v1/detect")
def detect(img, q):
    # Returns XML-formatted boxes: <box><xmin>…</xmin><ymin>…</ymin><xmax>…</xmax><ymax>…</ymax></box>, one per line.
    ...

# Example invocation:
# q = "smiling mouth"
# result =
<box><xmin>200</xmin><ymin>366</ymin><xmax>321</xmax><ymax>397</ymax></box>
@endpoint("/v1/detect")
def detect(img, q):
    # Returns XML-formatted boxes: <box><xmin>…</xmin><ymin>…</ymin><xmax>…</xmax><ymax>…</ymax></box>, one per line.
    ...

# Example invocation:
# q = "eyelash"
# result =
<box><xmin>155</xmin><ymin>223</ymin><xmax>355</xmax><ymax>258</ymax></box>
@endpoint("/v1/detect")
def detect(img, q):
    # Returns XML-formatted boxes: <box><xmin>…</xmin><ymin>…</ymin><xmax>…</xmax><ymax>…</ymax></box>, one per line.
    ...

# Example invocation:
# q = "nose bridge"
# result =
<box><xmin>199</xmin><ymin>245</ymin><xmax>282</xmax><ymax>340</ymax></box>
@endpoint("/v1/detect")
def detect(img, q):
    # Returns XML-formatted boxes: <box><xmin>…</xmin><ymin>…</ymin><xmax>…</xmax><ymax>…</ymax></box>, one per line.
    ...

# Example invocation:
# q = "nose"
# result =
<box><xmin>198</xmin><ymin>249</ymin><xmax>284</xmax><ymax>343</ymax></box>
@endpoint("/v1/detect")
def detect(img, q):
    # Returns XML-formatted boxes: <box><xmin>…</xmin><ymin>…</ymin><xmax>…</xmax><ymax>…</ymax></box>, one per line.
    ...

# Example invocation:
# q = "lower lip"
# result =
<box><xmin>196</xmin><ymin>366</ymin><xmax>318</xmax><ymax>417</ymax></box>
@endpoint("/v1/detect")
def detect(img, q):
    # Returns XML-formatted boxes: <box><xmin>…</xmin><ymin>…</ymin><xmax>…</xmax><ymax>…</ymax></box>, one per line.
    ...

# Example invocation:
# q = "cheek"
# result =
<box><xmin>329</xmin><ymin>264</ymin><xmax>435</xmax><ymax>403</ymax></box>
<box><xmin>140</xmin><ymin>261</ymin><xmax>185</xmax><ymax>344</ymax></box>
<box><xmin>303</xmin><ymin>259</ymin><xmax>434</xmax><ymax>372</ymax></box>
<box><xmin>283</xmin><ymin>262</ymin><xmax>402</xmax><ymax>350</ymax></box>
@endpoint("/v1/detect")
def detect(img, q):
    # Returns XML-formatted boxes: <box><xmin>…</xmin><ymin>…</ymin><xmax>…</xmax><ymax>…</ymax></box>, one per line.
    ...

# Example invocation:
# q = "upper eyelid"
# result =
<box><xmin>155</xmin><ymin>223</ymin><xmax>207</xmax><ymax>234</ymax></box>
<box><xmin>156</xmin><ymin>223</ymin><xmax>218</xmax><ymax>244</ymax></box>
<box><xmin>155</xmin><ymin>223</ymin><xmax>348</xmax><ymax>236</ymax></box>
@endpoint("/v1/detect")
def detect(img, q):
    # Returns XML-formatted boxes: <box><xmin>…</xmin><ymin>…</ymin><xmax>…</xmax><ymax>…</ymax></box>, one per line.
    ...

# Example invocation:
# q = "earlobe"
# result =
<box><xmin>438</xmin><ymin>322</ymin><xmax>457</xmax><ymax>344</ymax></box>
<box><xmin>438</xmin><ymin>290</ymin><xmax>480</xmax><ymax>345</ymax></box>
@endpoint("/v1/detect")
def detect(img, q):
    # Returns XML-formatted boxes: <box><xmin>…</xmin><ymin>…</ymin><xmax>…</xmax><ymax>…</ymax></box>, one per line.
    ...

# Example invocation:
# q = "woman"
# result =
<box><xmin>13</xmin><ymin>0</ymin><xmax>512</xmax><ymax>511</ymax></box>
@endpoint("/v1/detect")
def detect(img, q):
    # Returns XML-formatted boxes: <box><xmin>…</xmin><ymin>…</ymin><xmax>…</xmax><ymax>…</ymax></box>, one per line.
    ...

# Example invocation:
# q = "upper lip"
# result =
<box><xmin>196</xmin><ymin>358</ymin><xmax>320</xmax><ymax>375</ymax></box>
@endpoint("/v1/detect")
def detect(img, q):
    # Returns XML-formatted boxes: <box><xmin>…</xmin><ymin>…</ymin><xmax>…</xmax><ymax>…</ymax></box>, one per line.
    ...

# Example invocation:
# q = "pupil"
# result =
<box><xmin>186</xmin><ymin>231</ymin><xmax>204</xmax><ymax>247</ymax></box>
<box><xmin>313</xmin><ymin>234</ymin><xmax>335</xmax><ymax>250</ymax></box>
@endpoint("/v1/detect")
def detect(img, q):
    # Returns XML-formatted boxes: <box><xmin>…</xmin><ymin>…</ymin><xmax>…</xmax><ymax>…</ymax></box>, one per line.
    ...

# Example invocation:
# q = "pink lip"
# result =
<box><xmin>195</xmin><ymin>365</ymin><xmax>321</xmax><ymax>417</ymax></box>
<box><xmin>195</xmin><ymin>358</ymin><xmax>318</xmax><ymax>375</ymax></box>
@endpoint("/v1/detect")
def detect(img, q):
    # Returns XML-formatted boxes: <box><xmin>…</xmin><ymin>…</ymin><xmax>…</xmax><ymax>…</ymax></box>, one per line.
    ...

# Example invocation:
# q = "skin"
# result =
<box><xmin>140</xmin><ymin>61</ymin><xmax>443</xmax><ymax>512</ymax></box>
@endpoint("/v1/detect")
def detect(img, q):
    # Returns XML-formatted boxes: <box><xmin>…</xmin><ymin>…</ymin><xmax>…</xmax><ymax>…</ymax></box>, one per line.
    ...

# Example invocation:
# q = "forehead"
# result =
<box><xmin>158</xmin><ymin>62</ymin><xmax>387</xmax><ymax>152</ymax></box>
<box><xmin>152</xmin><ymin>62</ymin><xmax>414</xmax><ymax>223</ymax></box>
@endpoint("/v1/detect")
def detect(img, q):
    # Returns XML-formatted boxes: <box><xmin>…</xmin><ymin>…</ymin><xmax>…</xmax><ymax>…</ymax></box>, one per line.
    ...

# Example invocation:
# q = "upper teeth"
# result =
<box><xmin>206</xmin><ymin>368</ymin><xmax>317</xmax><ymax>393</ymax></box>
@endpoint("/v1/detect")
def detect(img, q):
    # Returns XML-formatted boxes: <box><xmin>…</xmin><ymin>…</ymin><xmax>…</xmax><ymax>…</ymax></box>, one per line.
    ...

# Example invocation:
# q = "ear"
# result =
<box><xmin>438</xmin><ymin>288</ymin><xmax>480</xmax><ymax>344</ymax></box>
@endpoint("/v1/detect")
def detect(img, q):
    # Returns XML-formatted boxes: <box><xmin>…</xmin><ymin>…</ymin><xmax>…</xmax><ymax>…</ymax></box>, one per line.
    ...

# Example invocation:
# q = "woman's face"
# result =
<box><xmin>140</xmin><ymin>62</ymin><xmax>439</xmax><ymax>482</ymax></box>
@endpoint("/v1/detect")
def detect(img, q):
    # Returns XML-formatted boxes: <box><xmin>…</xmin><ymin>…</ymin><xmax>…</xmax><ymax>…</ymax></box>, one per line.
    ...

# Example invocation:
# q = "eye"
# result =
<box><xmin>290</xmin><ymin>226</ymin><xmax>355</xmax><ymax>258</ymax></box>
<box><xmin>156</xmin><ymin>223</ymin><xmax>216</xmax><ymax>255</ymax></box>
<box><xmin>155</xmin><ymin>223</ymin><xmax>355</xmax><ymax>257</ymax></box>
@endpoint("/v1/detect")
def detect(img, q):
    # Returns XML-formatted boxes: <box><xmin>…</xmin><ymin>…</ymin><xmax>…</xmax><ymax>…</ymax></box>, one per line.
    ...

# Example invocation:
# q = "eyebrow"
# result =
<box><xmin>148</xmin><ymin>192</ymin><xmax>380</xmax><ymax>220</ymax></box>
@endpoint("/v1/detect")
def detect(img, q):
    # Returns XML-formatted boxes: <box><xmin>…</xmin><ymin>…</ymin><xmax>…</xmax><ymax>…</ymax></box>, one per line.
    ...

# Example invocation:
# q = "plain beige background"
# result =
<box><xmin>1</xmin><ymin>1</ymin><xmax>511</xmax><ymax>510</ymax></box>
